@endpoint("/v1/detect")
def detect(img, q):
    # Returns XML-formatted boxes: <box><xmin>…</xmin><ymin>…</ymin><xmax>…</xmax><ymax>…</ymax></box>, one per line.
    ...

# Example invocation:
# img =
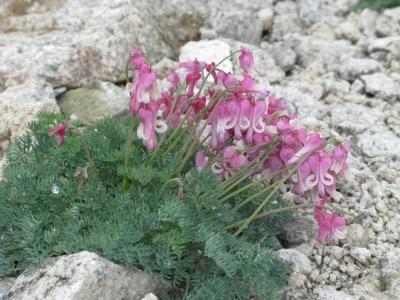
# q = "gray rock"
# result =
<box><xmin>361</xmin><ymin>73</ymin><xmax>400</xmax><ymax>101</ymax></box>
<box><xmin>350</xmin><ymin>247</ymin><xmax>372</xmax><ymax>265</ymax></box>
<box><xmin>381</xmin><ymin>248</ymin><xmax>400</xmax><ymax>299</ymax></box>
<box><xmin>335</xmin><ymin>21</ymin><xmax>362</xmax><ymax>43</ymax></box>
<box><xmin>358</xmin><ymin>127</ymin><xmax>400</xmax><ymax>160</ymax></box>
<box><xmin>7</xmin><ymin>251</ymin><xmax>166</xmax><ymax>300</ymax></box>
<box><xmin>264</xmin><ymin>42</ymin><xmax>297</xmax><ymax>72</ymax></box>
<box><xmin>270</xmin><ymin>14</ymin><xmax>305</xmax><ymax>41</ymax></box>
<box><xmin>344</xmin><ymin>224</ymin><xmax>369</xmax><ymax>247</ymax></box>
<box><xmin>205</xmin><ymin>10</ymin><xmax>263</xmax><ymax>44</ymax></box>
<box><xmin>0</xmin><ymin>0</ymin><xmax>176</xmax><ymax>91</ymax></box>
<box><xmin>258</xmin><ymin>8</ymin><xmax>274</xmax><ymax>31</ymax></box>
<box><xmin>338</xmin><ymin>58</ymin><xmax>383</xmax><ymax>82</ymax></box>
<box><xmin>288</xmin><ymin>272</ymin><xmax>307</xmax><ymax>288</ymax></box>
<box><xmin>314</xmin><ymin>285</ymin><xmax>357</xmax><ymax>300</ymax></box>
<box><xmin>58</xmin><ymin>81</ymin><xmax>129</xmax><ymax>125</ymax></box>
<box><xmin>0</xmin><ymin>278</ymin><xmax>16</xmax><ymax>300</ymax></box>
<box><xmin>289</xmin><ymin>35</ymin><xmax>362</xmax><ymax>69</ymax></box>
<box><xmin>0</xmin><ymin>79</ymin><xmax>59</xmax><ymax>155</ymax></box>
<box><xmin>153</xmin><ymin>58</ymin><xmax>178</xmax><ymax>79</ymax></box>
<box><xmin>275</xmin><ymin>249</ymin><xmax>313</xmax><ymax>274</ymax></box>
<box><xmin>282</xmin><ymin>217</ymin><xmax>316</xmax><ymax>245</ymax></box>
<box><xmin>368</xmin><ymin>37</ymin><xmax>400</xmax><ymax>60</ymax></box>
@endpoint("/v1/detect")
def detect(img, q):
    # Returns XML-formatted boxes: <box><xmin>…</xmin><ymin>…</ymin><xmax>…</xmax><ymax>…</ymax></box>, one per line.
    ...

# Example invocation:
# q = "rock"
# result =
<box><xmin>314</xmin><ymin>285</ymin><xmax>357</xmax><ymax>300</ymax></box>
<box><xmin>346</xmin><ymin>264</ymin><xmax>361</xmax><ymax>278</ymax></box>
<box><xmin>344</xmin><ymin>224</ymin><xmax>368</xmax><ymax>247</ymax></box>
<box><xmin>282</xmin><ymin>217</ymin><xmax>316</xmax><ymax>245</ymax></box>
<box><xmin>205</xmin><ymin>10</ymin><xmax>263</xmax><ymax>44</ymax></box>
<box><xmin>324</xmin><ymin>246</ymin><xmax>344</xmax><ymax>260</ymax></box>
<box><xmin>275</xmin><ymin>249</ymin><xmax>312</xmax><ymax>274</ymax></box>
<box><xmin>289</xmin><ymin>35</ymin><xmax>362</xmax><ymax>69</ymax></box>
<box><xmin>327</xmin><ymin>102</ymin><xmax>385</xmax><ymax>134</ymax></box>
<box><xmin>270</xmin><ymin>14</ymin><xmax>304</xmax><ymax>41</ymax></box>
<box><xmin>7</xmin><ymin>251</ymin><xmax>166</xmax><ymax>300</ymax></box>
<box><xmin>258</xmin><ymin>8</ymin><xmax>274</xmax><ymax>31</ymax></box>
<box><xmin>350</xmin><ymin>247</ymin><xmax>372</xmax><ymax>265</ymax></box>
<box><xmin>0</xmin><ymin>0</ymin><xmax>176</xmax><ymax>91</ymax></box>
<box><xmin>322</xmin><ymin>77</ymin><xmax>350</xmax><ymax>95</ymax></box>
<box><xmin>263</xmin><ymin>42</ymin><xmax>297</xmax><ymax>72</ymax></box>
<box><xmin>358</xmin><ymin>127</ymin><xmax>400</xmax><ymax>160</ymax></box>
<box><xmin>153</xmin><ymin>58</ymin><xmax>178</xmax><ymax>79</ymax></box>
<box><xmin>368</xmin><ymin>37</ymin><xmax>400</xmax><ymax>60</ymax></box>
<box><xmin>141</xmin><ymin>293</ymin><xmax>158</xmax><ymax>300</ymax></box>
<box><xmin>351</xmin><ymin>79</ymin><xmax>365</xmax><ymax>93</ymax></box>
<box><xmin>58</xmin><ymin>81</ymin><xmax>129</xmax><ymax>125</ymax></box>
<box><xmin>361</xmin><ymin>73</ymin><xmax>400</xmax><ymax>101</ymax></box>
<box><xmin>338</xmin><ymin>58</ymin><xmax>383</xmax><ymax>82</ymax></box>
<box><xmin>288</xmin><ymin>272</ymin><xmax>307</xmax><ymax>288</ymax></box>
<box><xmin>179</xmin><ymin>39</ymin><xmax>232</xmax><ymax>73</ymax></box>
<box><xmin>381</xmin><ymin>248</ymin><xmax>400</xmax><ymax>298</ymax></box>
<box><xmin>0</xmin><ymin>79</ymin><xmax>59</xmax><ymax>155</ymax></box>
<box><xmin>335</xmin><ymin>21</ymin><xmax>362</xmax><ymax>43</ymax></box>
<box><xmin>0</xmin><ymin>278</ymin><xmax>15</xmax><ymax>300</ymax></box>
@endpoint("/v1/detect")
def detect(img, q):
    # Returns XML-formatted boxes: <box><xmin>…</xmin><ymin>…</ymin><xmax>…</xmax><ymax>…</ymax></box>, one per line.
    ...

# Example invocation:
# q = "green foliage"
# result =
<box><xmin>0</xmin><ymin>113</ymin><xmax>289</xmax><ymax>299</ymax></box>
<box><xmin>353</xmin><ymin>0</ymin><xmax>400</xmax><ymax>10</ymax></box>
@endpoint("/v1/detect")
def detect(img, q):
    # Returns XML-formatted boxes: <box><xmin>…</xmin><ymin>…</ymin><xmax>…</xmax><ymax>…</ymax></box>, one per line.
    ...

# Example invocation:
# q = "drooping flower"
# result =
<box><xmin>48</xmin><ymin>122</ymin><xmax>68</xmax><ymax>145</ymax></box>
<box><xmin>196</xmin><ymin>151</ymin><xmax>209</xmax><ymax>171</ymax></box>
<box><xmin>130</xmin><ymin>64</ymin><xmax>158</xmax><ymax>113</ymax></box>
<box><xmin>137</xmin><ymin>103</ymin><xmax>167</xmax><ymax>151</ymax></box>
<box><xmin>314</xmin><ymin>200</ymin><xmax>346</xmax><ymax>244</ymax></box>
<box><xmin>130</xmin><ymin>48</ymin><xmax>146</xmax><ymax>70</ymax></box>
<box><xmin>239</xmin><ymin>46</ymin><xmax>255</xmax><ymax>76</ymax></box>
<box><xmin>287</xmin><ymin>133</ymin><xmax>325</xmax><ymax>165</ymax></box>
<box><xmin>330</xmin><ymin>141</ymin><xmax>351</xmax><ymax>175</ymax></box>
<box><xmin>241</xmin><ymin>75</ymin><xmax>268</xmax><ymax>97</ymax></box>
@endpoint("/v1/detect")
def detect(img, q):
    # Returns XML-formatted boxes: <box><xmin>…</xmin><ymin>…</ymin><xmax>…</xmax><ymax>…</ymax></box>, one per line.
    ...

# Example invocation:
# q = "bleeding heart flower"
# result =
<box><xmin>48</xmin><ymin>122</ymin><xmax>69</xmax><ymax>145</ymax></box>
<box><xmin>239</xmin><ymin>46</ymin><xmax>255</xmax><ymax>76</ymax></box>
<box><xmin>314</xmin><ymin>200</ymin><xmax>346</xmax><ymax>244</ymax></box>
<box><xmin>330</xmin><ymin>141</ymin><xmax>351</xmax><ymax>175</ymax></box>
<box><xmin>196</xmin><ymin>151</ymin><xmax>209</xmax><ymax>171</ymax></box>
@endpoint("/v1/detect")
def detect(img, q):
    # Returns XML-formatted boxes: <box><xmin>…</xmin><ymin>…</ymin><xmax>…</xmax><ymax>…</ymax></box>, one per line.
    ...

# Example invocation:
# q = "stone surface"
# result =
<box><xmin>275</xmin><ymin>249</ymin><xmax>312</xmax><ymax>275</ymax></box>
<box><xmin>314</xmin><ymin>285</ymin><xmax>357</xmax><ymax>300</ymax></box>
<box><xmin>350</xmin><ymin>247</ymin><xmax>371</xmax><ymax>265</ymax></box>
<box><xmin>338</xmin><ymin>58</ymin><xmax>383</xmax><ymax>81</ymax></box>
<box><xmin>179</xmin><ymin>39</ymin><xmax>232</xmax><ymax>73</ymax></box>
<box><xmin>0</xmin><ymin>278</ymin><xmax>16</xmax><ymax>300</ymax></box>
<box><xmin>361</xmin><ymin>73</ymin><xmax>400</xmax><ymax>101</ymax></box>
<box><xmin>0</xmin><ymin>0</ymin><xmax>178</xmax><ymax>91</ymax></box>
<box><xmin>0</xmin><ymin>79</ymin><xmax>59</xmax><ymax>155</ymax></box>
<box><xmin>258</xmin><ymin>8</ymin><xmax>274</xmax><ymax>31</ymax></box>
<box><xmin>7</xmin><ymin>251</ymin><xmax>166</xmax><ymax>300</ymax></box>
<box><xmin>58</xmin><ymin>81</ymin><xmax>129</xmax><ymax>125</ymax></box>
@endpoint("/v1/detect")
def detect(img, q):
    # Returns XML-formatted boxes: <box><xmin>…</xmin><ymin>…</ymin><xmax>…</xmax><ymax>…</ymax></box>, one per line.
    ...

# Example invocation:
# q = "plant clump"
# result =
<box><xmin>0</xmin><ymin>46</ymin><xmax>350</xmax><ymax>299</ymax></box>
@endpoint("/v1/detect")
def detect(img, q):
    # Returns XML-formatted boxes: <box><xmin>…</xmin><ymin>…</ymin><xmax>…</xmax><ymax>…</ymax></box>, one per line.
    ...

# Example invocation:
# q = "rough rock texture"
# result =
<box><xmin>0</xmin><ymin>278</ymin><xmax>15</xmax><ymax>300</ymax></box>
<box><xmin>0</xmin><ymin>79</ymin><xmax>60</xmax><ymax>156</ymax></box>
<box><xmin>7</xmin><ymin>251</ymin><xmax>166</xmax><ymax>300</ymax></box>
<box><xmin>58</xmin><ymin>81</ymin><xmax>129</xmax><ymax>125</ymax></box>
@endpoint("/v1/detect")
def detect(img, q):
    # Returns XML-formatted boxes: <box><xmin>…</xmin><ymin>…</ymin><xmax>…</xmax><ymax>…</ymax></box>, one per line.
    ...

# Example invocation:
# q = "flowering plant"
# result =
<box><xmin>121</xmin><ymin>46</ymin><xmax>349</xmax><ymax>242</ymax></box>
<box><xmin>0</xmin><ymin>45</ymin><xmax>350</xmax><ymax>299</ymax></box>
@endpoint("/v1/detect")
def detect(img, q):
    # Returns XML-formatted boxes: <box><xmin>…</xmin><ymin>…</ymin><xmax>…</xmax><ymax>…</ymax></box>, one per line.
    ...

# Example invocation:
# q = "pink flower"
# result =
<box><xmin>137</xmin><ymin>103</ymin><xmax>167</xmax><ymax>151</ymax></box>
<box><xmin>196</xmin><ymin>151</ymin><xmax>209</xmax><ymax>171</ymax></box>
<box><xmin>166</xmin><ymin>71</ymin><xmax>180</xmax><ymax>92</ymax></box>
<box><xmin>48</xmin><ymin>122</ymin><xmax>68</xmax><ymax>145</ymax></box>
<box><xmin>130</xmin><ymin>48</ymin><xmax>146</xmax><ymax>70</ymax></box>
<box><xmin>314</xmin><ymin>200</ymin><xmax>346</xmax><ymax>244</ymax></box>
<box><xmin>331</xmin><ymin>141</ymin><xmax>351</xmax><ymax>175</ymax></box>
<box><xmin>223</xmin><ymin>146</ymin><xmax>248</xmax><ymax>170</ymax></box>
<box><xmin>217</xmin><ymin>71</ymin><xmax>238</xmax><ymax>89</ymax></box>
<box><xmin>206</xmin><ymin>63</ymin><xmax>218</xmax><ymax>84</ymax></box>
<box><xmin>239</xmin><ymin>46</ymin><xmax>255</xmax><ymax>76</ymax></box>
<box><xmin>241</xmin><ymin>75</ymin><xmax>268</xmax><ymax>97</ymax></box>
<box><xmin>245</xmin><ymin>101</ymin><xmax>266</xmax><ymax>144</ymax></box>
<box><xmin>186</xmin><ymin>71</ymin><xmax>201</xmax><ymax>97</ymax></box>
<box><xmin>130</xmin><ymin>64</ymin><xmax>158</xmax><ymax>113</ymax></box>
<box><xmin>287</xmin><ymin>133</ymin><xmax>325</xmax><ymax>165</ymax></box>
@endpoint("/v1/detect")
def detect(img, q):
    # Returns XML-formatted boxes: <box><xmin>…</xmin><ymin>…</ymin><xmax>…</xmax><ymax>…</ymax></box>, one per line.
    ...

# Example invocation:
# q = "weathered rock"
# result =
<box><xmin>358</xmin><ymin>127</ymin><xmax>400</xmax><ymax>160</ymax></box>
<box><xmin>381</xmin><ymin>248</ymin><xmax>400</xmax><ymax>299</ymax></box>
<box><xmin>288</xmin><ymin>272</ymin><xmax>307</xmax><ymax>288</ymax></box>
<box><xmin>258</xmin><ymin>7</ymin><xmax>274</xmax><ymax>31</ymax></box>
<box><xmin>263</xmin><ymin>42</ymin><xmax>297</xmax><ymax>72</ymax></box>
<box><xmin>7</xmin><ymin>251</ymin><xmax>166</xmax><ymax>300</ymax></box>
<box><xmin>283</xmin><ymin>217</ymin><xmax>316</xmax><ymax>245</ymax></box>
<box><xmin>0</xmin><ymin>79</ymin><xmax>59</xmax><ymax>155</ymax></box>
<box><xmin>153</xmin><ymin>58</ymin><xmax>178</xmax><ymax>80</ymax></box>
<box><xmin>0</xmin><ymin>277</ymin><xmax>15</xmax><ymax>300</ymax></box>
<box><xmin>289</xmin><ymin>35</ymin><xmax>362</xmax><ymax>69</ymax></box>
<box><xmin>58</xmin><ymin>81</ymin><xmax>129</xmax><ymax>125</ymax></box>
<box><xmin>0</xmin><ymin>0</ymin><xmax>177</xmax><ymax>91</ymax></box>
<box><xmin>343</xmin><ymin>224</ymin><xmax>369</xmax><ymax>247</ymax></box>
<box><xmin>335</xmin><ymin>21</ymin><xmax>362</xmax><ymax>43</ymax></box>
<box><xmin>368</xmin><ymin>37</ymin><xmax>400</xmax><ymax>60</ymax></box>
<box><xmin>271</xmin><ymin>14</ymin><xmax>305</xmax><ymax>41</ymax></box>
<box><xmin>179</xmin><ymin>39</ymin><xmax>232</xmax><ymax>73</ymax></box>
<box><xmin>350</xmin><ymin>247</ymin><xmax>372</xmax><ymax>265</ymax></box>
<box><xmin>314</xmin><ymin>285</ymin><xmax>357</xmax><ymax>300</ymax></box>
<box><xmin>361</xmin><ymin>73</ymin><xmax>400</xmax><ymax>101</ymax></box>
<box><xmin>338</xmin><ymin>58</ymin><xmax>383</xmax><ymax>81</ymax></box>
<box><xmin>205</xmin><ymin>10</ymin><xmax>263</xmax><ymax>44</ymax></box>
<box><xmin>275</xmin><ymin>249</ymin><xmax>313</xmax><ymax>274</ymax></box>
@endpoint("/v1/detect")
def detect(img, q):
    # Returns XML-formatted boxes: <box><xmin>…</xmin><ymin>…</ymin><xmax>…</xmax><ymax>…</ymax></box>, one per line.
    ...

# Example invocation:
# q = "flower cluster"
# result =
<box><xmin>49</xmin><ymin>46</ymin><xmax>349</xmax><ymax>244</ymax></box>
<box><xmin>123</xmin><ymin>46</ymin><xmax>349</xmax><ymax>244</ymax></box>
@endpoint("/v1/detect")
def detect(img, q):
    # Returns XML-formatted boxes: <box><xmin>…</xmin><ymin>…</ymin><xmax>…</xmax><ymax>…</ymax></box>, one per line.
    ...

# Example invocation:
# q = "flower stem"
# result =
<box><xmin>123</xmin><ymin>117</ymin><xmax>136</xmax><ymax>191</ymax></box>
